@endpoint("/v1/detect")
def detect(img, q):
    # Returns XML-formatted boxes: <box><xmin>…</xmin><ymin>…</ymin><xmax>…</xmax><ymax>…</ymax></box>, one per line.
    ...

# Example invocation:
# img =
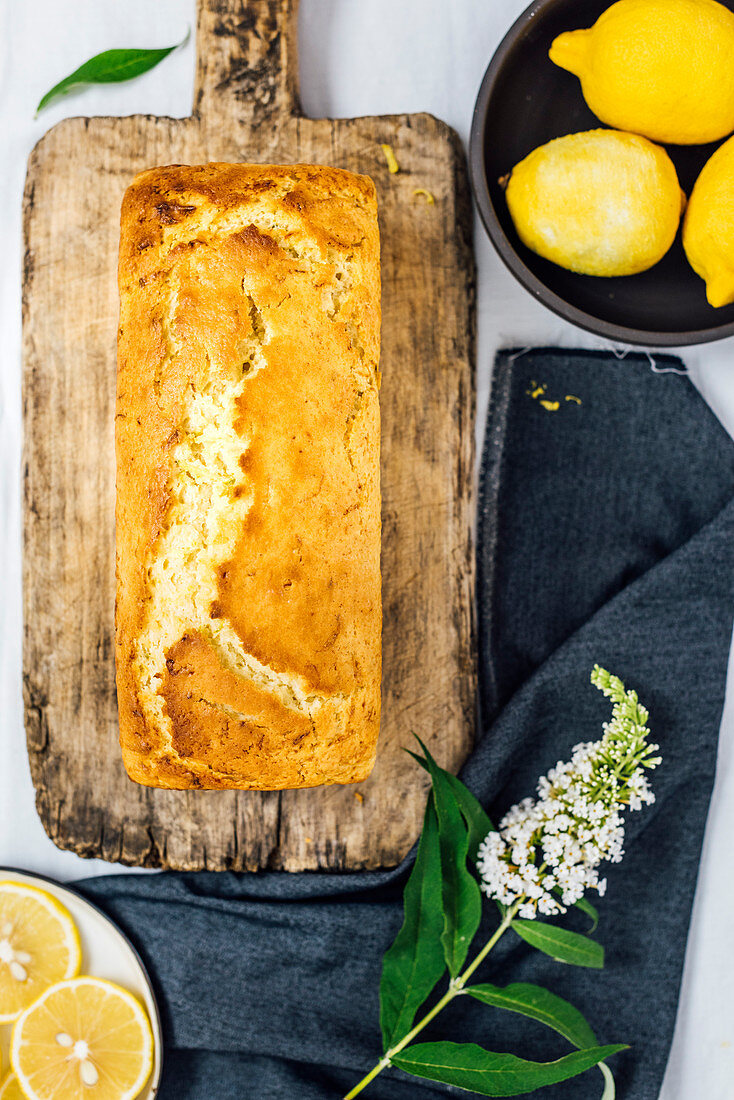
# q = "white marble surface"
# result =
<box><xmin>0</xmin><ymin>2</ymin><xmax>732</xmax><ymax>1095</ymax></box>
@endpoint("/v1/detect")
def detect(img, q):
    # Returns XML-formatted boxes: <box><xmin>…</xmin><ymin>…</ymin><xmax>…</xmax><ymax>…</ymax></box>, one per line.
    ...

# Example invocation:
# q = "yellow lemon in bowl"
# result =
<box><xmin>550</xmin><ymin>0</ymin><xmax>734</xmax><ymax>145</ymax></box>
<box><xmin>683</xmin><ymin>135</ymin><xmax>734</xmax><ymax>306</ymax></box>
<box><xmin>504</xmin><ymin>129</ymin><xmax>685</xmax><ymax>276</ymax></box>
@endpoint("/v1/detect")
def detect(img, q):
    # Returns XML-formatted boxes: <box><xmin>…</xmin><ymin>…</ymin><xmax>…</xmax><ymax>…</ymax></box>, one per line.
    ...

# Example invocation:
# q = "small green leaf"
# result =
<box><xmin>512</xmin><ymin>920</ymin><xmax>604</xmax><ymax>969</ymax></box>
<box><xmin>600</xmin><ymin>1061</ymin><xmax>616</xmax><ymax>1099</ymax></box>
<box><xmin>572</xmin><ymin>896</ymin><xmax>600</xmax><ymax>933</ymax></box>
<box><xmin>408</xmin><ymin>749</ymin><xmax>494</xmax><ymax>861</ymax></box>
<box><xmin>36</xmin><ymin>35</ymin><xmax>187</xmax><ymax>114</ymax></box>
<box><xmin>391</xmin><ymin>1040</ymin><xmax>627</xmax><ymax>1096</ymax></box>
<box><xmin>379</xmin><ymin>797</ymin><xmax>446</xmax><ymax>1050</ymax></box>
<box><xmin>465</xmin><ymin>982</ymin><xmax>597</xmax><ymax>1049</ymax></box>
<box><xmin>415</xmin><ymin>738</ymin><xmax>482</xmax><ymax>977</ymax></box>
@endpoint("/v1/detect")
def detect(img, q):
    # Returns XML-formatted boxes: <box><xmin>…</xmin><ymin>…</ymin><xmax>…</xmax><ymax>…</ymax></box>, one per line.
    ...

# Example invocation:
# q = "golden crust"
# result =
<box><xmin>116</xmin><ymin>163</ymin><xmax>381</xmax><ymax>790</ymax></box>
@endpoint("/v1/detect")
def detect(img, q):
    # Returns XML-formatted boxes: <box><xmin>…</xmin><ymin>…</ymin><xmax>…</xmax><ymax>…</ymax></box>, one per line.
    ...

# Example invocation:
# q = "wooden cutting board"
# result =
<box><xmin>22</xmin><ymin>0</ymin><xmax>476</xmax><ymax>871</ymax></box>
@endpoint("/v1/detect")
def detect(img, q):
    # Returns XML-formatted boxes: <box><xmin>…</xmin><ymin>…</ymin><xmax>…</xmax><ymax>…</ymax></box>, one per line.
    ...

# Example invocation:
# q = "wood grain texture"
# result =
<box><xmin>22</xmin><ymin>0</ymin><xmax>476</xmax><ymax>871</ymax></box>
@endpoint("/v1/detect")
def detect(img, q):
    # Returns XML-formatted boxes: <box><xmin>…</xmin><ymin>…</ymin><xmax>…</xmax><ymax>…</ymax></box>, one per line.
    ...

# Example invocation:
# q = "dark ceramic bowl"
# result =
<box><xmin>469</xmin><ymin>0</ymin><xmax>734</xmax><ymax>346</ymax></box>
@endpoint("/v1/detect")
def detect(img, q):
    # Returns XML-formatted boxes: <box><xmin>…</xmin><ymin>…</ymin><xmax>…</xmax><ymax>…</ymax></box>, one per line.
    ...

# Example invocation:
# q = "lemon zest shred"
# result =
<box><xmin>565</xmin><ymin>394</ymin><xmax>582</xmax><ymax>404</ymax></box>
<box><xmin>412</xmin><ymin>188</ymin><xmax>435</xmax><ymax>204</ymax></box>
<box><xmin>381</xmin><ymin>143</ymin><xmax>400</xmax><ymax>174</ymax></box>
<box><xmin>539</xmin><ymin>399</ymin><xmax>561</xmax><ymax>412</ymax></box>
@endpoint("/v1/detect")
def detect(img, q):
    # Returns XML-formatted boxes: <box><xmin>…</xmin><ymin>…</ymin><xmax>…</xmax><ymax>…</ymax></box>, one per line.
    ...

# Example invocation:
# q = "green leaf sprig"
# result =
<box><xmin>344</xmin><ymin>667</ymin><xmax>659</xmax><ymax>1098</ymax></box>
<box><xmin>36</xmin><ymin>32</ymin><xmax>188</xmax><ymax>115</ymax></box>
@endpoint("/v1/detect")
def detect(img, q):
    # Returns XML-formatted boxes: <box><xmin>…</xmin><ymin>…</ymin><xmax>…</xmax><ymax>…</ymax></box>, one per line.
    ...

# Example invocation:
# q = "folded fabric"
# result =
<box><xmin>78</xmin><ymin>349</ymin><xmax>734</xmax><ymax>1099</ymax></box>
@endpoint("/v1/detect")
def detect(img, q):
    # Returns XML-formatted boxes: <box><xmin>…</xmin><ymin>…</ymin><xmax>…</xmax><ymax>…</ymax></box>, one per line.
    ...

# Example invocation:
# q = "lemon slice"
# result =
<box><xmin>11</xmin><ymin>977</ymin><xmax>153</xmax><ymax>1100</ymax></box>
<box><xmin>0</xmin><ymin>882</ymin><xmax>81</xmax><ymax>1023</ymax></box>
<box><xmin>0</xmin><ymin>1073</ymin><xmax>25</xmax><ymax>1100</ymax></box>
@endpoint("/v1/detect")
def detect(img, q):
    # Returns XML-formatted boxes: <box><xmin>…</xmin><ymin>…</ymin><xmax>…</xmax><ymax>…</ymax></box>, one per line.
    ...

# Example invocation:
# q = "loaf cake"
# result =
<box><xmin>115</xmin><ymin>163</ymin><xmax>381</xmax><ymax>790</ymax></box>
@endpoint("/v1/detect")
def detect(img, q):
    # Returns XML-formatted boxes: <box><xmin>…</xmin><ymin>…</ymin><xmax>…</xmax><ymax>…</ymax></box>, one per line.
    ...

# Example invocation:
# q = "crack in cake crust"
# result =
<box><xmin>133</xmin><ymin>274</ymin><xmax>272</xmax><ymax>764</ymax></box>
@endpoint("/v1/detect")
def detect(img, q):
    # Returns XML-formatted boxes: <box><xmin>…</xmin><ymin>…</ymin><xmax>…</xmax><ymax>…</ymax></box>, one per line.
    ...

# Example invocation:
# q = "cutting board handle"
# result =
<box><xmin>194</xmin><ymin>0</ymin><xmax>301</xmax><ymax>125</ymax></box>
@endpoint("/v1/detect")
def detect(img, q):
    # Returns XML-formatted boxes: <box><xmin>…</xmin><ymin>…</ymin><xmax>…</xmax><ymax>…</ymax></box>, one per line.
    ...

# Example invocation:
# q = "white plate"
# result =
<box><xmin>0</xmin><ymin>868</ymin><xmax>162</xmax><ymax>1097</ymax></box>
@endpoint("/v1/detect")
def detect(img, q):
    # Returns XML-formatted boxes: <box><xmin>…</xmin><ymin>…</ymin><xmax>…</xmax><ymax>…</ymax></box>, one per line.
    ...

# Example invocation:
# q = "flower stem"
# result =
<box><xmin>343</xmin><ymin>904</ymin><xmax>519</xmax><ymax>1099</ymax></box>
<box><xmin>456</xmin><ymin>903</ymin><xmax>518</xmax><ymax>988</ymax></box>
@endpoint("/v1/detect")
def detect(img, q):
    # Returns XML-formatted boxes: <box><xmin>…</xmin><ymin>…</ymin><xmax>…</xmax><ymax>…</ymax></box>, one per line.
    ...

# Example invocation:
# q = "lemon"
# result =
<box><xmin>683</xmin><ymin>135</ymin><xmax>734</xmax><ymax>307</ymax></box>
<box><xmin>550</xmin><ymin>0</ymin><xmax>734</xmax><ymax>145</ymax></box>
<box><xmin>0</xmin><ymin>1073</ymin><xmax>25</xmax><ymax>1100</ymax></box>
<box><xmin>504</xmin><ymin>129</ymin><xmax>685</xmax><ymax>277</ymax></box>
<box><xmin>10</xmin><ymin>977</ymin><xmax>153</xmax><ymax>1100</ymax></box>
<box><xmin>0</xmin><ymin>883</ymin><xmax>81</xmax><ymax>1023</ymax></box>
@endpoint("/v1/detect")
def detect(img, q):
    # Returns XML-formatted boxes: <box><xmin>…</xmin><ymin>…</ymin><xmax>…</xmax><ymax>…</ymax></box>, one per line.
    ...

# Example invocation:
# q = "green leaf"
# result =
<box><xmin>408</xmin><ymin>749</ymin><xmax>494</xmax><ymax>861</ymax></box>
<box><xmin>465</xmin><ymin>982</ymin><xmax>598</xmax><ymax>1049</ymax></box>
<box><xmin>442</xmin><ymin>769</ymin><xmax>496</xmax><ymax>862</ymax></box>
<box><xmin>600</xmin><ymin>1061</ymin><xmax>616</xmax><ymax>1099</ymax></box>
<box><xmin>391</xmin><ymin>1040</ymin><xmax>627</xmax><ymax>1096</ymax></box>
<box><xmin>466</xmin><ymin>980</ymin><xmax>617</xmax><ymax>1098</ymax></box>
<box><xmin>415</xmin><ymin>738</ymin><xmax>482</xmax><ymax>977</ymax></box>
<box><xmin>379</xmin><ymin>797</ymin><xmax>446</xmax><ymax>1050</ymax></box>
<box><xmin>512</xmin><ymin>920</ymin><xmax>604</xmax><ymax>969</ymax></box>
<box><xmin>36</xmin><ymin>35</ymin><xmax>187</xmax><ymax>114</ymax></box>
<box><xmin>572</xmin><ymin>896</ymin><xmax>599</xmax><ymax>933</ymax></box>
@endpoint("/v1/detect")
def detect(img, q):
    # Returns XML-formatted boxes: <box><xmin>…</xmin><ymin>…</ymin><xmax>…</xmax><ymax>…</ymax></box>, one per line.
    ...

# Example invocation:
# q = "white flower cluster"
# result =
<box><xmin>476</xmin><ymin>666</ymin><xmax>661</xmax><ymax>919</ymax></box>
